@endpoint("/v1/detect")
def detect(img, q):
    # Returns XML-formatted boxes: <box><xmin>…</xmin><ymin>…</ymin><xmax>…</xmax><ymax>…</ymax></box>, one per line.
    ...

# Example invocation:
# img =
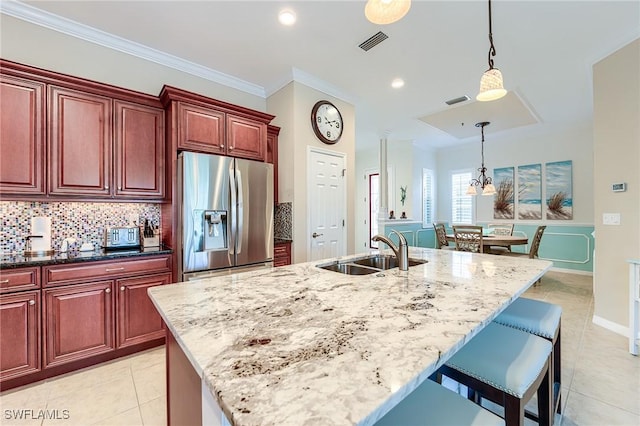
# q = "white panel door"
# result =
<box><xmin>308</xmin><ymin>149</ymin><xmax>346</xmax><ymax>261</ymax></box>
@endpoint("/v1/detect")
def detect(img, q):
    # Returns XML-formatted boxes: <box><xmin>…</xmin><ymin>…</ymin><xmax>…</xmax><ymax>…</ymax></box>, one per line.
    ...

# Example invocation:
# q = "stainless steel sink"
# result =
<box><xmin>317</xmin><ymin>254</ymin><xmax>427</xmax><ymax>275</ymax></box>
<box><xmin>352</xmin><ymin>254</ymin><xmax>426</xmax><ymax>270</ymax></box>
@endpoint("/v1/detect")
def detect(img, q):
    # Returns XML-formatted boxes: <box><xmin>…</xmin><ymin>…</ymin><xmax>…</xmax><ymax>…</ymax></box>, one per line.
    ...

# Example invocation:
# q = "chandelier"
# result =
<box><xmin>477</xmin><ymin>0</ymin><xmax>507</xmax><ymax>101</ymax></box>
<box><xmin>466</xmin><ymin>122</ymin><xmax>496</xmax><ymax>196</ymax></box>
<box><xmin>365</xmin><ymin>0</ymin><xmax>411</xmax><ymax>25</ymax></box>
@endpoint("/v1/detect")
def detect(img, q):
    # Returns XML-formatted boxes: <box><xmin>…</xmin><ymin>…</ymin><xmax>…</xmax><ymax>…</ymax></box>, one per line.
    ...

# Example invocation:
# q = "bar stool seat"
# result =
<box><xmin>438</xmin><ymin>322</ymin><xmax>553</xmax><ymax>426</ymax></box>
<box><xmin>493</xmin><ymin>297</ymin><xmax>562</xmax><ymax>414</ymax></box>
<box><xmin>376</xmin><ymin>378</ymin><xmax>503</xmax><ymax>426</ymax></box>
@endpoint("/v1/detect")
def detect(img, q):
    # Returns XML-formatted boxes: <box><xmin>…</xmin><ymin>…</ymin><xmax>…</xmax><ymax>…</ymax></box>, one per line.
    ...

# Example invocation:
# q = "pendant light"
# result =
<box><xmin>365</xmin><ymin>0</ymin><xmax>411</xmax><ymax>25</ymax></box>
<box><xmin>477</xmin><ymin>0</ymin><xmax>507</xmax><ymax>101</ymax></box>
<box><xmin>466</xmin><ymin>122</ymin><xmax>496</xmax><ymax>196</ymax></box>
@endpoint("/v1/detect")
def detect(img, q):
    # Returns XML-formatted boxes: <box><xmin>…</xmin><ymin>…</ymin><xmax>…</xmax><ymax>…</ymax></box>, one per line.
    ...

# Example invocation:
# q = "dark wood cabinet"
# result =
<box><xmin>0</xmin><ymin>290</ymin><xmax>41</xmax><ymax>382</ymax></box>
<box><xmin>116</xmin><ymin>272</ymin><xmax>171</xmax><ymax>349</ymax></box>
<box><xmin>0</xmin><ymin>75</ymin><xmax>45</xmax><ymax>195</ymax></box>
<box><xmin>48</xmin><ymin>85</ymin><xmax>112</xmax><ymax>196</ymax></box>
<box><xmin>274</xmin><ymin>241</ymin><xmax>292</xmax><ymax>267</ymax></box>
<box><xmin>114</xmin><ymin>101</ymin><xmax>165</xmax><ymax>198</ymax></box>
<box><xmin>177</xmin><ymin>102</ymin><xmax>225</xmax><ymax>153</ymax></box>
<box><xmin>0</xmin><ymin>267</ymin><xmax>40</xmax><ymax>294</ymax></box>
<box><xmin>267</xmin><ymin>125</ymin><xmax>280</xmax><ymax>205</ymax></box>
<box><xmin>227</xmin><ymin>114</ymin><xmax>266</xmax><ymax>161</ymax></box>
<box><xmin>43</xmin><ymin>281</ymin><xmax>115</xmax><ymax>369</ymax></box>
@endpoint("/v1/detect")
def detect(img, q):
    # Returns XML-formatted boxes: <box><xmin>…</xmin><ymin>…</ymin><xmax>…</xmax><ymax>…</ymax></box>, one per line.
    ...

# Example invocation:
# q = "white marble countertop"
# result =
<box><xmin>149</xmin><ymin>247</ymin><xmax>552</xmax><ymax>426</ymax></box>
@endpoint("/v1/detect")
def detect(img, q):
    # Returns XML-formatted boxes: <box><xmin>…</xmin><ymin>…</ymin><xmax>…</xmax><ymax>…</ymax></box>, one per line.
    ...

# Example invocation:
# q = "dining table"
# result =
<box><xmin>446</xmin><ymin>234</ymin><xmax>529</xmax><ymax>252</ymax></box>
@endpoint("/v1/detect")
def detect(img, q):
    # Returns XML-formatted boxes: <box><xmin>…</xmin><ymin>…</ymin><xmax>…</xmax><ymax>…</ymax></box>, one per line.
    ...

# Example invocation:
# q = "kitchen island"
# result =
<box><xmin>148</xmin><ymin>247</ymin><xmax>552</xmax><ymax>425</ymax></box>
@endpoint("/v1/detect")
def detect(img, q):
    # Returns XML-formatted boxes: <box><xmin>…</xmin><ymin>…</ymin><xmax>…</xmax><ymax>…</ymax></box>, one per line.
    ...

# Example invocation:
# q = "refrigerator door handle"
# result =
<box><xmin>236</xmin><ymin>167</ymin><xmax>243</xmax><ymax>254</ymax></box>
<box><xmin>229</xmin><ymin>161</ymin><xmax>236</xmax><ymax>255</ymax></box>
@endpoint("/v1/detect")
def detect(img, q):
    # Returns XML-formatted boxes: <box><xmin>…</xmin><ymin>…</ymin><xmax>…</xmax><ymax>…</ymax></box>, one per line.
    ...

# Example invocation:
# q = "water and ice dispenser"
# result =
<box><xmin>201</xmin><ymin>210</ymin><xmax>227</xmax><ymax>251</ymax></box>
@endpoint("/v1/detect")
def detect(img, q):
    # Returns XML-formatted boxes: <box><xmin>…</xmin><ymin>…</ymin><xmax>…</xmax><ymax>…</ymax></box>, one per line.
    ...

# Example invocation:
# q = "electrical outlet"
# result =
<box><xmin>603</xmin><ymin>213</ymin><xmax>621</xmax><ymax>225</ymax></box>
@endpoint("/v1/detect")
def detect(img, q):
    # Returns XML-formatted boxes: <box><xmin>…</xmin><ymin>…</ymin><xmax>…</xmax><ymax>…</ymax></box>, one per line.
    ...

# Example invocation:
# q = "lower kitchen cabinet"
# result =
<box><xmin>43</xmin><ymin>281</ymin><xmax>115</xmax><ymax>369</ymax></box>
<box><xmin>0</xmin><ymin>290</ymin><xmax>41</xmax><ymax>381</ymax></box>
<box><xmin>274</xmin><ymin>241</ymin><xmax>292</xmax><ymax>266</ymax></box>
<box><xmin>117</xmin><ymin>272</ymin><xmax>171</xmax><ymax>348</ymax></box>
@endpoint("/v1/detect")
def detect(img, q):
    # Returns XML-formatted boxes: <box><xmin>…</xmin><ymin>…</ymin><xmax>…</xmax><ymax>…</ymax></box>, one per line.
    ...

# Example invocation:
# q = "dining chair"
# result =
<box><xmin>487</xmin><ymin>223</ymin><xmax>514</xmax><ymax>254</ymax></box>
<box><xmin>452</xmin><ymin>225</ymin><xmax>484</xmax><ymax>253</ymax></box>
<box><xmin>433</xmin><ymin>222</ymin><xmax>455</xmax><ymax>250</ymax></box>
<box><xmin>505</xmin><ymin>225</ymin><xmax>546</xmax><ymax>260</ymax></box>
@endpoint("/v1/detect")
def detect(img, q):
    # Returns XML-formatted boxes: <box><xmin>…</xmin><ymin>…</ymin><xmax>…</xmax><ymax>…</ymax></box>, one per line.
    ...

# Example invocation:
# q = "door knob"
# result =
<box><xmin>312</xmin><ymin>232</ymin><xmax>323</xmax><ymax>238</ymax></box>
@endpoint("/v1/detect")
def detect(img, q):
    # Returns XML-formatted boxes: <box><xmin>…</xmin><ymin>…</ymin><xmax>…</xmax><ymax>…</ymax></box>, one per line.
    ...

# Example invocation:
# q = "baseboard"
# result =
<box><xmin>592</xmin><ymin>315</ymin><xmax>629</xmax><ymax>337</ymax></box>
<box><xmin>549</xmin><ymin>267</ymin><xmax>592</xmax><ymax>276</ymax></box>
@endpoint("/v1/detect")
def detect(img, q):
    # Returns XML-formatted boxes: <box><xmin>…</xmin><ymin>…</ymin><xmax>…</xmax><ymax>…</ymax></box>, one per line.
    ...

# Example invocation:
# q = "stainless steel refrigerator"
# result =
<box><xmin>177</xmin><ymin>151</ymin><xmax>274</xmax><ymax>281</ymax></box>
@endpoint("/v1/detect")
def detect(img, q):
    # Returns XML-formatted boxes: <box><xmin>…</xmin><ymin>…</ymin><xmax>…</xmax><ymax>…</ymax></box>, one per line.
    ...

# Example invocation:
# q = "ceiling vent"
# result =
<box><xmin>445</xmin><ymin>95</ymin><xmax>471</xmax><ymax>106</ymax></box>
<box><xmin>359</xmin><ymin>31</ymin><xmax>389</xmax><ymax>51</ymax></box>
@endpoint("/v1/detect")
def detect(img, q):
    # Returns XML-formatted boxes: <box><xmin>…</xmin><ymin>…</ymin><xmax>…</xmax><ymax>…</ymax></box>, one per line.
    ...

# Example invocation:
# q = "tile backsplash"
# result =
<box><xmin>274</xmin><ymin>202</ymin><xmax>292</xmax><ymax>240</ymax></box>
<box><xmin>0</xmin><ymin>201</ymin><xmax>161</xmax><ymax>254</ymax></box>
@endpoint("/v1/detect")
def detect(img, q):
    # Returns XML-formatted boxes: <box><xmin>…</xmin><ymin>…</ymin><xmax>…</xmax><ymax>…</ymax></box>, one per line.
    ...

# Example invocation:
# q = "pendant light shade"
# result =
<box><xmin>365</xmin><ymin>0</ymin><xmax>411</xmax><ymax>25</ymax></box>
<box><xmin>476</xmin><ymin>0</ymin><xmax>507</xmax><ymax>102</ymax></box>
<box><xmin>477</xmin><ymin>68</ymin><xmax>507</xmax><ymax>102</ymax></box>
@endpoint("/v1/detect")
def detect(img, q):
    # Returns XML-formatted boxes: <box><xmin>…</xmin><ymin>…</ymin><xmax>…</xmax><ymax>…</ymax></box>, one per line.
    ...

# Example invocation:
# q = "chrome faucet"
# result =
<box><xmin>372</xmin><ymin>230</ymin><xmax>409</xmax><ymax>271</ymax></box>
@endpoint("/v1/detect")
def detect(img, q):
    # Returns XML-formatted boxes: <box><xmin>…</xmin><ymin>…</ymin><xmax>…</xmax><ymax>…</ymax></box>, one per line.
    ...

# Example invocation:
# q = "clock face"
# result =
<box><xmin>311</xmin><ymin>101</ymin><xmax>343</xmax><ymax>144</ymax></box>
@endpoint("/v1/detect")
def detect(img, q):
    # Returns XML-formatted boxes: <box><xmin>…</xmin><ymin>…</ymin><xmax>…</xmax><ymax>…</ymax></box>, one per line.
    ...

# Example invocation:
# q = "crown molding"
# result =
<box><xmin>290</xmin><ymin>67</ymin><xmax>358</xmax><ymax>106</ymax></box>
<box><xmin>1</xmin><ymin>1</ymin><xmax>266</xmax><ymax>98</ymax></box>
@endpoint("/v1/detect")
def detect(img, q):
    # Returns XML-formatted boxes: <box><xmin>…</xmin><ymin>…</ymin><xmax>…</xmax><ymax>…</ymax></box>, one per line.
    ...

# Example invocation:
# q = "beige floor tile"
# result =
<box><xmin>44</xmin><ymin>358</ymin><xmax>132</xmax><ymax>400</ymax></box>
<box><xmin>561</xmin><ymin>390</ymin><xmax>640</xmax><ymax>425</ymax></box>
<box><xmin>570</xmin><ymin>363</ymin><xmax>640</xmax><ymax>415</ymax></box>
<box><xmin>90</xmin><ymin>406</ymin><xmax>143</xmax><ymax>426</ymax></box>
<box><xmin>132</xmin><ymin>361</ymin><xmax>166</xmax><ymax>404</ymax></box>
<box><xmin>0</xmin><ymin>381</ymin><xmax>51</xmax><ymax>426</ymax></box>
<box><xmin>42</xmin><ymin>374</ymin><xmax>138</xmax><ymax>425</ymax></box>
<box><xmin>130</xmin><ymin>346</ymin><xmax>165</xmax><ymax>372</ymax></box>
<box><xmin>139</xmin><ymin>396</ymin><xmax>166</xmax><ymax>426</ymax></box>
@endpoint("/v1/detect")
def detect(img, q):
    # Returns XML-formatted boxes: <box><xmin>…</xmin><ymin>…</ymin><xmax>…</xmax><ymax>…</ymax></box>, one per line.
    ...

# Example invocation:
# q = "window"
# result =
<box><xmin>451</xmin><ymin>171</ymin><xmax>474</xmax><ymax>224</ymax></box>
<box><xmin>422</xmin><ymin>169</ymin><xmax>434</xmax><ymax>227</ymax></box>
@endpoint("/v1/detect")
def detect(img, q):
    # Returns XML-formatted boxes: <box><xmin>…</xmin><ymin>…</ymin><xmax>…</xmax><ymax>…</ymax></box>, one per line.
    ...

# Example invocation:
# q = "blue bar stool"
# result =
<box><xmin>376</xmin><ymin>378</ymin><xmax>503</xmax><ymax>425</ymax></box>
<box><xmin>493</xmin><ymin>297</ymin><xmax>562</xmax><ymax>414</ymax></box>
<box><xmin>437</xmin><ymin>322</ymin><xmax>553</xmax><ymax>426</ymax></box>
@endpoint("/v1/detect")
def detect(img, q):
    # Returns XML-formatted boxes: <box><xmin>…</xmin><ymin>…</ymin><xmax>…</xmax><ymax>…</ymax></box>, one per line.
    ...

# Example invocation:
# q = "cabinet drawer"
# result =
<box><xmin>44</xmin><ymin>255</ymin><xmax>171</xmax><ymax>287</ymax></box>
<box><xmin>0</xmin><ymin>267</ymin><xmax>40</xmax><ymax>294</ymax></box>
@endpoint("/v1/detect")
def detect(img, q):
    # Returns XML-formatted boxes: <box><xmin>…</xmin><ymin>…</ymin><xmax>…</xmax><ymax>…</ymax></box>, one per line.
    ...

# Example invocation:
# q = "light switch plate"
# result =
<box><xmin>603</xmin><ymin>213</ymin><xmax>621</xmax><ymax>225</ymax></box>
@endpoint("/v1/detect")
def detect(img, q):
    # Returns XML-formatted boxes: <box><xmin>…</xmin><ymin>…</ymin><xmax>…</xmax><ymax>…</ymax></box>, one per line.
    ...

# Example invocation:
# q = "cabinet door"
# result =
<box><xmin>227</xmin><ymin>114</ymin><xmax>266</xmax><ymax>161</ymax></box>
<box><xmin>267</xmin><ymin>125</ymin><xmax>279</xmax><ymax>205</ymax></box>
<box><xmin>43</xmin><ymin>281</ymin><xmax>115</xmax><ymax>368</ymax></box>
<box><xmin>114</xmin><ymin>101</ymin><xmax>165</xmax><ymax>198</ymax></box>
<box><xmin>0</xmin><ymin>291</ymin><xmax>41</xmax><ymax>381</ymax></box>
<box><xmin>0</xmin><ymin>75</ymin><xmax>45</xmax><ymax>195</ymax></box>
<box><xmin>48</xmin><ymin>86</ymin><xmax>112</xmax><ymax>196</ymax></box>
<box><xmin>274</xmin><ymin>242</ymin><xmax>292</xmax><ymax>267</ymax></box>
<box><xmin>116</xmin><ymin>272</ymin><xmax>171</xmax><ymax>349</ymax></box>
<box><xmin>178</xmin><ymin>102</ymin><xmax>225</xmax><ymax>154</ymax></box>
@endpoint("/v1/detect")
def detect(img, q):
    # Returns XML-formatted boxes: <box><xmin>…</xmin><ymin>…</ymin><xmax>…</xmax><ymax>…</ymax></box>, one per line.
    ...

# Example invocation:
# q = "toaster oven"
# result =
<box><xmin>103</xmin><ymin>226</ymin><xmax>140</xmax><ymax>249</ymax></box>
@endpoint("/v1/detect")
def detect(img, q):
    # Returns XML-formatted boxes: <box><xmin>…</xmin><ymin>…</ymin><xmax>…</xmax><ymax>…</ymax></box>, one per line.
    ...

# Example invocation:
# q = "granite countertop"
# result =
<box><xmin>148</xmin><ymin>248</ymin><xmax>552</xmax><ymax>426</ymax></box>
<box><xmin>0</xmin><ymin>245</ymin><xmax>173</xmax><ymax>269</ymax></box>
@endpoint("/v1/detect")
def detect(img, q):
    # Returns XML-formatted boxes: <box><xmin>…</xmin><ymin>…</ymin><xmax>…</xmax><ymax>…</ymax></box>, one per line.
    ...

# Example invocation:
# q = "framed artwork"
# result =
<box><xmin>545</xmin><ymin>160</ymin><xmax>573</xmax><ymax>220</ymax></box>
<box><xmin>493</xmin><ymin>167</ymin><xmax>514</xmax><ymax>219</ymax></box>
<box><xmin>518</xmin><ymin>164</ymin><xmax>542</xmax><ymax>220</ymax></box>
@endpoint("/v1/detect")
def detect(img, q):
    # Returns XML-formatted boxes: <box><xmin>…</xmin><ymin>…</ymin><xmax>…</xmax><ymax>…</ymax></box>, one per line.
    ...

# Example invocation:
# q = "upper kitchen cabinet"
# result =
<box><xmin>0</xmin><ymin>74</ymin><xmax>45</xmax><ymax>195</ymax></box>
<box><xmin>48</xmin><ymin>86</ymin><xmax>112</xmax><ymax>197</ymax></box>
<box><xmin>160</xmin><ymin>86</ymin><xmax>273</xmax><ymax>162</ymax></box>
<box><xmin>114</xmin><ymin>101</ymin><xmax>165</xmax><ymax>198</ymax></box>
<box><xmin>267</xmin><ymin>125</ymin><xmax>280</xmax><ymax>205</ymax></box>
<box><xmin>0</xmin><ymin>59</ymin><xmax>166</xmax><ymax>201</ymax></box>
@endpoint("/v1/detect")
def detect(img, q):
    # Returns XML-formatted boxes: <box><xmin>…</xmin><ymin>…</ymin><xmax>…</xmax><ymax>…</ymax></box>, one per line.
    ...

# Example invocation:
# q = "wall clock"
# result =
<box><xmin>311</xmin><ymin>100</ymin><xmax>343</xmax><ymax>144</ymax></box>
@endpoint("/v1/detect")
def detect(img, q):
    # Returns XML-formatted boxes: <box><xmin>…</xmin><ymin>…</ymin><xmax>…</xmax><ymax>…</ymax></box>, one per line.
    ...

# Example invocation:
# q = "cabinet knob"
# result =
<box><xmin>120</xmin><ymin>286</ymin><xmax>125</xmax><ymax>291</ymax></box>
<box><xmin>29</xmin><ymin>300</ymin><xmax>35</xmax><ymax>306</ymax></box>
<box><xmin>104</xmin><ymin>185</ymin><xmax>109</xmax><ymax>190</ymax></box>
<box><xmin>105</xmin><ymin>288</ymin><xmax>111</xmax><ymax>294</ymax></box>
<box><xmin>0</xmin><ymin>279</ymin><xmax>9</xmax><ymax>284</ymax></box>
<box><xmin>229</xmin><ymin>146</ymin><xmax>234</xmax><ymax>150</ymax></box>
<box><xmin>118</xmin><ymin>186</ymin><xmax>121</xmax><ymax>190</ymax></box>
<box><xmin>220</xmin><ymin>144</ymin><xmax>225</xmax><ymax>149</ymax></box>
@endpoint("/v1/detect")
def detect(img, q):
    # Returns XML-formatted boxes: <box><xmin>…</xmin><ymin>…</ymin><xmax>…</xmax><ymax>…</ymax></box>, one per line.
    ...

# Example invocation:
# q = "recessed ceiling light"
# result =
<box><xmin>391</xmin><ymin>78</ymin><xmax>405</xmax><ymax>89</ymax></box>
<box><xmin>278</xmin><ymin>9</ymin><xmax>296</xmax><ymax>26</ymax></box>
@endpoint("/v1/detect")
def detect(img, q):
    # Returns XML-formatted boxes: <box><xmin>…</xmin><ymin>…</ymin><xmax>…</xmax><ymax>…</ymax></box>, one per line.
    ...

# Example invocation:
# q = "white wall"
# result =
<box><xmin>267</xmin><ymin>82</ymin><xmax>356</xmax><ymax>263</ymax></box>
<box><xmin>593</xmin><ymin>39</ymin><xmax>640</xmax><ymax>331</ymax></box>
<box><xmin>436</xmin><ymin>123</ymin><xmax>594</xmax><ymax>225</ymax></box>
<box><xmin>354</xmin><ymin>140</ymin><xmax>437</xmax><ymax>250</ymax></box>
<box><xmin>0</xmin><ymin>16</ymin><xmax>266</xmax><ymax>111</ymax></box>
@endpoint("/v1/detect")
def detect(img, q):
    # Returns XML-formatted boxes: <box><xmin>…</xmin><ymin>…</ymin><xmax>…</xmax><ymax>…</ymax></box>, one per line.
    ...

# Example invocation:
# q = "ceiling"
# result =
<box><xmin>7</xmin><ymin>1</ymin><xmax>640</xmax><ymax>150</ymax></box>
